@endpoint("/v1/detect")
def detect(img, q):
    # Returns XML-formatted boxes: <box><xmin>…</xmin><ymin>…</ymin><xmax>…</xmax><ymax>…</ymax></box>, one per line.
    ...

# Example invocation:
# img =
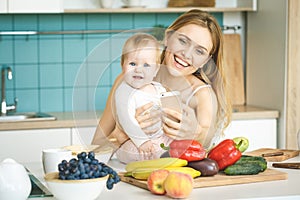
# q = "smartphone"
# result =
<box><xmin>160</xmin><ymin>91</ymin><xmax>182</xmax><ymax>113</ymax></box>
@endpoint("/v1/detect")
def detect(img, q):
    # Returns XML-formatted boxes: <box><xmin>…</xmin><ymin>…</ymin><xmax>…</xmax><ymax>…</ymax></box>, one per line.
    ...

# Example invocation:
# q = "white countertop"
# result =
<box><xmin>24</xmin><ymin>156</ymin><xmax>300</xmax><ymax>200</ymax></box>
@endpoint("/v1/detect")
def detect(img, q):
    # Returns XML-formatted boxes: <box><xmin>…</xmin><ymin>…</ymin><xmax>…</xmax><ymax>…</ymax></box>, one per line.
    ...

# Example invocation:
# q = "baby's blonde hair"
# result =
<box><xmin>121</xmin><ymin>33</ymin><xmax>161</xmax><ymax>66</ymax></box>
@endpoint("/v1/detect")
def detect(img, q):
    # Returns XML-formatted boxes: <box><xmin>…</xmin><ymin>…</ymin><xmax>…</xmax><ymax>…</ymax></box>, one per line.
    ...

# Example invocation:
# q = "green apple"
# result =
<box><xmin>233</xmin><ymin>137</ymin><xmax>249</xmax><ymax>153</ymax></box>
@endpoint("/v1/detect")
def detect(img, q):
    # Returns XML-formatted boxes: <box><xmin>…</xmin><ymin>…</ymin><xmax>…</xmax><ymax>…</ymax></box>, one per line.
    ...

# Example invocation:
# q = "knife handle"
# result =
<box><xmin>262</xmin><ymin>152</ymin><xmax>284</xmax><ymax>157</ymax></box>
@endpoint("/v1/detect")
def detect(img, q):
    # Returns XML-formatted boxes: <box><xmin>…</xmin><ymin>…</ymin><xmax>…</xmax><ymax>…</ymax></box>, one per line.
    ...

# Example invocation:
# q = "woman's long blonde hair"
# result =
<box><xmin>161</xmin><ymin>9</ymin><xmax>232</xmax><ymax>133</ymax></box>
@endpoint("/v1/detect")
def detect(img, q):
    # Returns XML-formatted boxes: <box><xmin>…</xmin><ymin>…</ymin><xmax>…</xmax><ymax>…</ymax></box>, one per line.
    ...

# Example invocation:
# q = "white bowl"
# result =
<box><xmin>45</xmin><ymin>172</ymin><xmax>108</xmax><ymax>200</ymax></box>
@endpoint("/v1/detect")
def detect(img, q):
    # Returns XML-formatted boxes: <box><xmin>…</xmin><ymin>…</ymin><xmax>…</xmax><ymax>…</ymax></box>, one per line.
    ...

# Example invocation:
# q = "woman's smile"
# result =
<box><xmin>174</xmin><ymin>54</ymin><xmax>190</xmax><ymax>68</ymax></box>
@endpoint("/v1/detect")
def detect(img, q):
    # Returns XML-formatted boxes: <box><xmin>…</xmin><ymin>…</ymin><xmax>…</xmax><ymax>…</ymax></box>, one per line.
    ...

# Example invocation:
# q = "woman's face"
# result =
<box><xmin>123</xmin><ymin>48</ymin><xmax>158</xmax><ymax>89</ymax></box>
<box><xmin>164</xmin><ymin>24</ymin><xmax>213</xmax><ymax>77</ymax></box>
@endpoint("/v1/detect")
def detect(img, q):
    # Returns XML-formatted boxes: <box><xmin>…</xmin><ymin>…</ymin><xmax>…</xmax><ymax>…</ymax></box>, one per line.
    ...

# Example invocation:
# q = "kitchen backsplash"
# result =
<box><xmin>0</xmin><ymin>13</ymin><xmax>223</xmax><ymax>113</ymax></box>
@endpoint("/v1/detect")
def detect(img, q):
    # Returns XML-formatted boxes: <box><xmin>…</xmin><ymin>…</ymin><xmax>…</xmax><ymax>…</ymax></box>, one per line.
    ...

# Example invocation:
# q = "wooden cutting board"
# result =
<box><xmin>223</xmin><ymin>33</ymin><xmax>245</xmax><ymax>105</ymax></box>
<box><xmin>245</xmin><ymin>148</ymin><xmax>300</xmax><ymax>162</ymax></box>
<box><xmin>119</xmin><ymin>168</ymin><xmax>287</xmax><ymax>189</ymax></box>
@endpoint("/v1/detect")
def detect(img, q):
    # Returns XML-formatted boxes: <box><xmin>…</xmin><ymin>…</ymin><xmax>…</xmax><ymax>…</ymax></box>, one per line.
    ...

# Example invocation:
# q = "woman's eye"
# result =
<box><xmin>178</xmin><ymin>37</ymin><xmax>187</xmax><ymax>46</ymax></box>
<box><xmin>195</xmin><ymin>48</ymin><xmax>205</xmax><ymax>56</ymax></box>
<box><xmin>129</xmin><ymin>62</ymin><xmax>136</xmax><ymax>67</ymax></box>
<box><xmin>143</xmin><ymin>63</ymin><xmax>150</xmax><ymax>67</ymax></box>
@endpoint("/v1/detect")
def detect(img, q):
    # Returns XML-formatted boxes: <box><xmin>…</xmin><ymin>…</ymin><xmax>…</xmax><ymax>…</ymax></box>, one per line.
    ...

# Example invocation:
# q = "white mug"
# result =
<box><xmin>42</xmin><ymin>148</ymin><xmax>72</xmax><ymax>174</ymax></box>
<box><xmin>122</xmin><ymin>0</ymin><xmax>141</xmax><ymax>7</ymax></box>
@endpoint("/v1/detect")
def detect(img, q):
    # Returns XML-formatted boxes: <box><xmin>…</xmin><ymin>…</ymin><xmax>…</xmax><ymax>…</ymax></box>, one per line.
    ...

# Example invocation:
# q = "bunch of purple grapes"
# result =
<box><xmin>58</xmin><ymin>151</ymin><xmax>120</xmax><ymax>189</ymax></box>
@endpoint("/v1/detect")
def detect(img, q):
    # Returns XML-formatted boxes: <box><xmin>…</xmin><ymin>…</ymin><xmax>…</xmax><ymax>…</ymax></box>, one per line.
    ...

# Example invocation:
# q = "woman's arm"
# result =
<box><xmin>193</xmin><ymin>86</ymin><xmax>217</xmax><ymax>146</ymax></box>
<box><xmin>91</xmin><ymin>74</ymin><xmax>129</xmax><ymax>148</ymax></box>
<box><xmin>162</xmin><ymin>86</ymin><xmax>217</xmax><ymax>147</ymax></box>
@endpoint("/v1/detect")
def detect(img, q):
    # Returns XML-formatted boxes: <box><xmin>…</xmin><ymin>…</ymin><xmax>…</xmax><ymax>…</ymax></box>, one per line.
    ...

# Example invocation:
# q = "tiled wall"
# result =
<box><xmin>0</xmin><ymin>13</ymin><xmax>223</xmax><ymax>113</ymax></box>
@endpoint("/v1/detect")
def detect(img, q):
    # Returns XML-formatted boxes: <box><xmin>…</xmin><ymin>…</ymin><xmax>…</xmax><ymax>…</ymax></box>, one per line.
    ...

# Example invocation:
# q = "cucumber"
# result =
<box><xmin>224</xmin><ymin>163</ymin><xmax>262</xmax><ymax>175</ymax></box>
<box><xmin>224</xmin><ymin>155</ymin><xmax>268</xmax><ymax>175</ymax></box>
<box><xmin>238</xmin><ymin>155</ymin><xmax>267</xmax><ymax>163</ymax></box>
<box><xmin>235</xmin><ymin>155</ymin><xmax>267</xmax><ymax>171</ymax></box>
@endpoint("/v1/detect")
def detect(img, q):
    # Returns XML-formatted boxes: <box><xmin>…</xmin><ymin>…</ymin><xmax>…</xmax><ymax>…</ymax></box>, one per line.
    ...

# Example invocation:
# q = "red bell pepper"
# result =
<box><xmin>207</xmin><ymin>139</ymin><xmax>242</xmax><ymax>170</ymax></box>
<box><xmin>161</xmin><ymin>140</ymin><xmax>206</xmax><ymax>162</ymax></box>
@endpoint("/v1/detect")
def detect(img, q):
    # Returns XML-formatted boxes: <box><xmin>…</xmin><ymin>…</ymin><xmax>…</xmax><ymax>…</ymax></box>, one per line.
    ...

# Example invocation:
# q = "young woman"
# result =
<box><xmin>92</xmin><ymin>9</ymin><xmax>232</xmax><ymax>161</ymax></box>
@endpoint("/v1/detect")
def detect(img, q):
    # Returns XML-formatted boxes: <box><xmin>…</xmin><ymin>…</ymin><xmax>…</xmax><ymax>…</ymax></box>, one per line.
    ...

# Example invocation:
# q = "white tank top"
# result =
<box><xmin>185</xmin><ymin>84</ymin><xmax>212</xmax><ymax>106</ymax></box>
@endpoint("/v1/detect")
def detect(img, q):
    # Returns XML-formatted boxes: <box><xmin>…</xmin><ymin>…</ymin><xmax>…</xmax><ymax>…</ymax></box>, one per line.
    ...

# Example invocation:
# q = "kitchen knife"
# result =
<box><xmin>262</xmin><ymin>152</ymin><xmax>284</xmax><ymax>157</ymax></box>
<box><xmin>272</xmin><ymin>162</ymin><xmax>300</xmax><ymax>169</ymax></box>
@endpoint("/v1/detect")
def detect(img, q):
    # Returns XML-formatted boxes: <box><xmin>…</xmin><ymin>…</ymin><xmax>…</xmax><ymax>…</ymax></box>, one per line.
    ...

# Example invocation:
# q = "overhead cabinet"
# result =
<box><xmin>0</xmin><ymin>0</ymin><xmax>7</xmax><ymax>13</ymax></box>
<box><xmin>7</xmin><ymin>0</ymin><xmax>63</xmax><ymax>13</ymax></box>
<box><xmin>0</xmin><ymin>0</ymin><xmax>257</xmax><ymax>13</ymax></box>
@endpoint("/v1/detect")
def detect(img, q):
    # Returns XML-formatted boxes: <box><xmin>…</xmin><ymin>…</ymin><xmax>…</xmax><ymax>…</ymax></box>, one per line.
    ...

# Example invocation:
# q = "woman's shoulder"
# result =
<box><xmin>189</xmin><ymin>76</ymin><xmax>211</xmax><ymax>92</ymax></box>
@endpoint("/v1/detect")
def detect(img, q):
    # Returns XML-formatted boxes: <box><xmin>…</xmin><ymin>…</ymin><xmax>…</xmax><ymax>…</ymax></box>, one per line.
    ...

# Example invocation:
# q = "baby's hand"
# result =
<box><xmin>139</xmin><ymin>140</ymin><xmax>154</xmax><ymax>152</ymax></box>
<box><xmin>138</xmin><ymin>140</ymin><xmax>154</xmax><ymax>154</ymax></box>
<box><xmin>138</xmin><ymin>140</ymin><xmax>155</xmax><ymax>160</ymax></box>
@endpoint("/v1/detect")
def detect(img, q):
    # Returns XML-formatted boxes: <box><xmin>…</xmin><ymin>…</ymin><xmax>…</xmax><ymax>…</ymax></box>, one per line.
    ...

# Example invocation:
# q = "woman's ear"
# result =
<box><xmin>199</xmin><ymin>56</ymin><xmax>213</xmax><ymax>69</ymax></box>
<box><xmin>164</xmin><ymin>30</ymin><xmax>173</xmax><ymax>47</ymax></box>
<box><xmin>154</xmin><ymin>64</ymin><xmax>160</xmax><ymax>77</ymax></box>
<box><xmin>164</xmin><ymin>37</ymin><xmax>168</xmax><ymax>47</ymax></box>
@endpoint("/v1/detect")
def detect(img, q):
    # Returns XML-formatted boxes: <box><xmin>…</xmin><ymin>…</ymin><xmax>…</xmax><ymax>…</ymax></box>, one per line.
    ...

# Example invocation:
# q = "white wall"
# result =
<box><xmin>246</xmin><ymin>0</ymin><xmax>288</xmax><ymax>148</ymax></box>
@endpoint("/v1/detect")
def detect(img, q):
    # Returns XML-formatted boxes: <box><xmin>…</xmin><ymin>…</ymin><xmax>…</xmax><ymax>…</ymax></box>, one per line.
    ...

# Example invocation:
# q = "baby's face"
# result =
<box><xmin>123</xmin><ymin>48</ymin><xmax>158</xmax><ymax>89</ymax></box>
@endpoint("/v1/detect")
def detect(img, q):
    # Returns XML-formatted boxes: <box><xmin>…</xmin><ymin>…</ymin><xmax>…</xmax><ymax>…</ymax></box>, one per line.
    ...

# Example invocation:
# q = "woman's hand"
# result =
<box><xmin>135</xmin><ymin>102</ymin><xmax>162</xmax><ymax>135</ymax></box>
<box><xmin>162</xmin><ymin>104</ymin><xmax>201</xmax><ymax>140</ymax></box>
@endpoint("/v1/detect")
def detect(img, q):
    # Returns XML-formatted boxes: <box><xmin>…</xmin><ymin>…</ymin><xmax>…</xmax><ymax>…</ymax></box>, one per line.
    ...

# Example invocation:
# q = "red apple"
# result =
<box><xmin>164</xmin><ymin>171</ymin><xmax>193</xmax><ymax>199</ymax></box>
<box><xmin>147</xmin><ymin>169</ymin><xmax>170</xmax><ymax>195</ymax></box>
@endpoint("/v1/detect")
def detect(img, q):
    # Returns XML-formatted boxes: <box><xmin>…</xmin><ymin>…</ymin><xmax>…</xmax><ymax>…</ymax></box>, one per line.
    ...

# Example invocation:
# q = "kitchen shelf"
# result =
<box><xmin>0</xmin><ymin>25</ymin><xmax>240</xmax><ymax>36</ymax></box>
<box><xmin>64</xmin><ymin>7</ymin><xmax>256</xmax><ymax>14</ymax></box>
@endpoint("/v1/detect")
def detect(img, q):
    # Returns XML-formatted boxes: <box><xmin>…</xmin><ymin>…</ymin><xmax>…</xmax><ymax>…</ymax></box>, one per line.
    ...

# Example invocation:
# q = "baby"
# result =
<box><xmin>114</xmin><ymin>33</ymin><xmax>173</xmax><ymax>163</ymax></box>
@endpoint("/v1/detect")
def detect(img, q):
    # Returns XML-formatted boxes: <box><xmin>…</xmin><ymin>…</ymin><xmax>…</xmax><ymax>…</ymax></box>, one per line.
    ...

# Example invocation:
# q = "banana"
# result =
<box><xmin>125</xmin><ymin>157</ymin><xmax>188</xmax><ymax>172</ymax></box>
<box><xmin>125</xmin><ymin>168</ymin><xmax>154</xmax><ymax>180</ymax></box>
<box><xmin>126</xmin><ymin>167</ymin><xmax>201</xmax><ymax>180</ymax></box>
<box><xmin>166</xmin><ymin>167</ymin><xmax>201</xmax><ymax>178</ymax></box>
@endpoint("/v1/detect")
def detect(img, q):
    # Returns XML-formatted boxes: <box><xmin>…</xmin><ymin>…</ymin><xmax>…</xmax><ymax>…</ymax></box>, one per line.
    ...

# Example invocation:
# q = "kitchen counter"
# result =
<box><xmin>0</xmin><ymin>105</ymin><xmax>279</xmax><ymax>131</ymax></box>
<box><xmin>24</xmin><ymin>155</ymin><xmax>300</xmax><ymax>200</ymax></box>
<box><xmin>0</xmin><ymin>111</ymin><xmax>102</xmax><ymax>131</ymax></box>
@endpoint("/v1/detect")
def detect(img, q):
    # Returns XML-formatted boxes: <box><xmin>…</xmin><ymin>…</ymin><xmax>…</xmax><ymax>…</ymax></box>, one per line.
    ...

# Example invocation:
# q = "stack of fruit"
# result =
<box><xmin>124</xmin><ymin>140</ymin><xmax>214</xmax><ymax>198</ymax></box>
<box><xmin>123</xmin><ymin>137</ymin><xmax>268</xmax><ymax>199</ymax></box>
<box><xmin>124</xmin><ymin>157</ymin><xmax>198</xmax><ymax>198</ymax></box>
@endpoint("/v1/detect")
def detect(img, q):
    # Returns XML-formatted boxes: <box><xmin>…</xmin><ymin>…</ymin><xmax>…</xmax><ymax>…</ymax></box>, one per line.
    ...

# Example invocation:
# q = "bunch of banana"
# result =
<box><xmin>125</xmin><ymin>166</ymin><xmax>201</xmax><ymax>180</ymax></box>
<box><xmin>125</xmin><ymin>157</ymin><xmax>188</xmax><ymax>171</ymax></box>
<box><xmin>124</xmin><ymin>158</ymin><xmax>201</xmax><ymax>180</ymax></box>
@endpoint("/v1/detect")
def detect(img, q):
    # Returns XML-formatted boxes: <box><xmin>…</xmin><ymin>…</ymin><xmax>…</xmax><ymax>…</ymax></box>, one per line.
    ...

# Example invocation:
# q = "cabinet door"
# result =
<box><xmin>0</xmin><ymin>128</ymin><xmax>71</xmax><ymax>163</ymax></box>
<box><xmin>0</xmin><ymin>0</ymin><xmax>7</xmax><ymax>13</ymax></box>
<box><xmin>224</xmin><ymin>119</ymin><xmax>277</xmax><ymax>152</ymax></box>
<box><xmin>71</xmin><ymin>126</ymin><xmax>97</xmax><ymax>146</ymax></box>
<box><xmin>8</xmin><ymin>0</ymin><xmax>63</xmax><ymax>13</ymax></box>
